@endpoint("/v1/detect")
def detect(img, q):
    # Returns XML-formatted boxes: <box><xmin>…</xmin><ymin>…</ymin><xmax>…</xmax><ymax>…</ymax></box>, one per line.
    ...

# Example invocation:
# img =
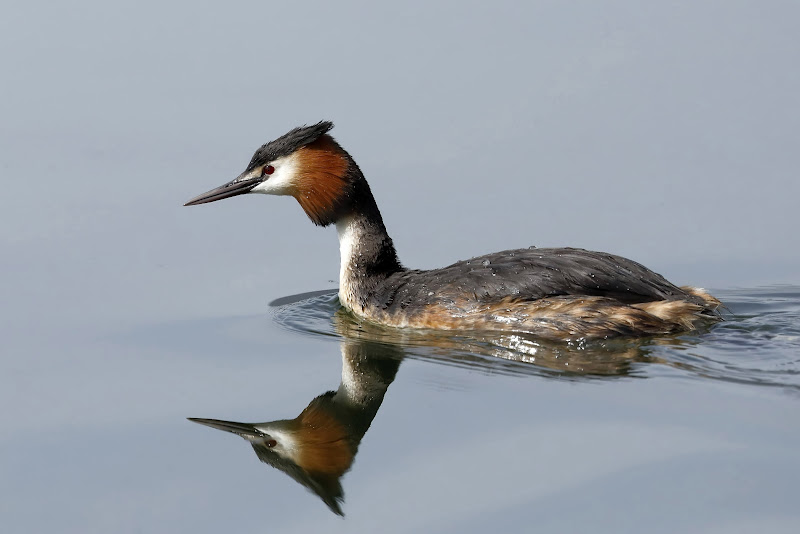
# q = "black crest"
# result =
<box><xmin>246</xmin><ymin>121</ymin><xmax>334</xmax><ymax>171</ymax></box>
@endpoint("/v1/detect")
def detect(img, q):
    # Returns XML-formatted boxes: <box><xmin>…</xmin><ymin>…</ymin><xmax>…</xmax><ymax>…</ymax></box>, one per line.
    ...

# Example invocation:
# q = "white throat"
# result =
<box><xmin>336</xmin><ymin>216</ymin><xmax>361</xmax><ymax>311</ymax></box>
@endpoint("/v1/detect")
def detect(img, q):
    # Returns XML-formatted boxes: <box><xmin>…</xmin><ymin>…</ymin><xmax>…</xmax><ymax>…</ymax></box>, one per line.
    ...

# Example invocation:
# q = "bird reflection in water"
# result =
<box><xmin>189</xmin><ymin>329</ymin><xmax>401</xmax><ymax>515</ymax></box>
<box><xmin>189</xmin><ymin>295</ymin><xmax>698</xmax><ymax>515</ymax></box>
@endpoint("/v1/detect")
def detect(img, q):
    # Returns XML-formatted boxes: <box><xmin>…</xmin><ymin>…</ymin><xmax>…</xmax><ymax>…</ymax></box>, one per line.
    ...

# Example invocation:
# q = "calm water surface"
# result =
<box><xmin>3</xmin><ymin>3</ymin><xmax>800</xmax><ymax>532</ymax></box>
<box><xmin>202</xmin><ymin>287</ymin><xmax>800</xmax><ymax>531</ymax></box>
<box><xmin>5</xmin><ymin>284</ymin><xmax>799</xmax><ymax>533</ymax></box>
<box><xmin>25</xmin><ymin>286</ymin><xmax>800</xmax><ymax>533</ymax></box>
<box><xmin>212</xmin><ymin>287</ymin><xmax>800</xmax><ymax>533</ymax></box>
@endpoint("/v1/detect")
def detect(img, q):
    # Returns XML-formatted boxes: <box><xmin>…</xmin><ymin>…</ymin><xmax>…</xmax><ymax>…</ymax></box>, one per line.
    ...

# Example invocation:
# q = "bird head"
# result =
<box><xmin>184</xmin><ymin>121</ymin><xmax>362</xmax><ymax>226</ymax></box>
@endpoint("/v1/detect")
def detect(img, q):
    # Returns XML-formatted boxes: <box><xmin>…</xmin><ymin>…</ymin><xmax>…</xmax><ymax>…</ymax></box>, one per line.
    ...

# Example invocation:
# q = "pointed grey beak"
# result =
<box><xmin>184</xmin><ymin>173</ymin><xmax>262</xmax><ymax>206</ymax></box>
<box><xmin>188</xmin><ymin>418</ymin><xmax>265</xmax><ymax>439</ymax></box>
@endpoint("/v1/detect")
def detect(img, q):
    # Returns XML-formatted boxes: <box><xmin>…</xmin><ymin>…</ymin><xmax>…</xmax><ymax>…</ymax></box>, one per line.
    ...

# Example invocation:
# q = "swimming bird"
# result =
<box><xmin>185</xmin><ymin>121</ymin><xmax>721</xmax><ymax>339</ymax></box>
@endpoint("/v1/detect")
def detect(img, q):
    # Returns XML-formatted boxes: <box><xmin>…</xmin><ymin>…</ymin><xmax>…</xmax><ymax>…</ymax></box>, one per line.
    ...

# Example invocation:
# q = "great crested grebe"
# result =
<box><xmin>185</xmin><ymin>121</ymin><xmax>721</xmax><ymax>340</ymax></box>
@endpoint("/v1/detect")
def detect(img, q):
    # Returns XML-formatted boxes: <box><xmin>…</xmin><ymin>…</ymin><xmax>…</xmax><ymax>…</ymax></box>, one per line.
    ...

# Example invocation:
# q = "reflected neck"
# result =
<box><xmin>334</xmin><ymin>341</ymin><xmax>402</xmax><ymax>437</ymax></box>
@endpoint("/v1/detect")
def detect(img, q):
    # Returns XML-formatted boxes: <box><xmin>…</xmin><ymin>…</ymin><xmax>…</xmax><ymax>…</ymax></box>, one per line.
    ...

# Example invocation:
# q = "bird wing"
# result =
<box><xmin>373</xmin><ymin>247</ymin><xmax>701</xmax><ymax>309</ymax></box>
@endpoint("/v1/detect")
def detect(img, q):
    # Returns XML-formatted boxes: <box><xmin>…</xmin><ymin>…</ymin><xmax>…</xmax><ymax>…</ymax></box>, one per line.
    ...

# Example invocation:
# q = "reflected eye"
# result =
<box><xmin>262</xmin><ymin>165</ymin><xmax>275</xmax><ymax>177</ymax></box>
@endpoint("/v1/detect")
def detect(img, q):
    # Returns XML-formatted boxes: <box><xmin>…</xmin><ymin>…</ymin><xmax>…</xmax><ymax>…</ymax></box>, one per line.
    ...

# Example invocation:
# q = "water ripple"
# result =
<box><xmin>270</xmin><ymin>286</ymin><xmax>800</xmax><ymax>389</ymax></box>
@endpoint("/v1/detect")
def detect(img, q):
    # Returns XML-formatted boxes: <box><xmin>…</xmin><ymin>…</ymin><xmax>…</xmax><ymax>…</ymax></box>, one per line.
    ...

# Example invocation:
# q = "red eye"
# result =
<box><xmin>262</xmin><ymin>165</ymin><xmax>275</xmax><ymax>176</ymax></box>
<box><xmin>266</xmin><ymin>439</ymin><xmax>277</xmax><ymax>448</ymax></box>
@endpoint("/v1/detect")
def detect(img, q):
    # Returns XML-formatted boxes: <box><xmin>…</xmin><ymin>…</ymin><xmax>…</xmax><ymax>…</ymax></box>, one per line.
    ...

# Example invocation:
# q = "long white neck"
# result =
<box><xmin>335</xmin><ymin>215</ymin><xmax>365</xmax><ymax>311</ymax></box>
<box><xmin>334</xmin><ymin>212</ymin><xmax>403</xmax><ymax>314</ymax></box>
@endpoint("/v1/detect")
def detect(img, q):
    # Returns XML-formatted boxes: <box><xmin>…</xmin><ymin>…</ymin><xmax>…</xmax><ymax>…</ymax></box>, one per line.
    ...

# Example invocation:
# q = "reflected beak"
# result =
<box><xmin>184</xmin><ymin>173</ymin><xmax>262</xmax><ymax>206</ymax></box>
<box><xmin>188</xmin><ymin>418</ymin><xmax>265</xmax><ymax>439</ymax></box>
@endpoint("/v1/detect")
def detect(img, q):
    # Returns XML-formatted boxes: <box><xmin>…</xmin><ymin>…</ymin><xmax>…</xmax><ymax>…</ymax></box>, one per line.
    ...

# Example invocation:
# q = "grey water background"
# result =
<box><xmin>2</xmin><ymin>1</ymin><xmax>799</xmax><ymax>532</ymax></box>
